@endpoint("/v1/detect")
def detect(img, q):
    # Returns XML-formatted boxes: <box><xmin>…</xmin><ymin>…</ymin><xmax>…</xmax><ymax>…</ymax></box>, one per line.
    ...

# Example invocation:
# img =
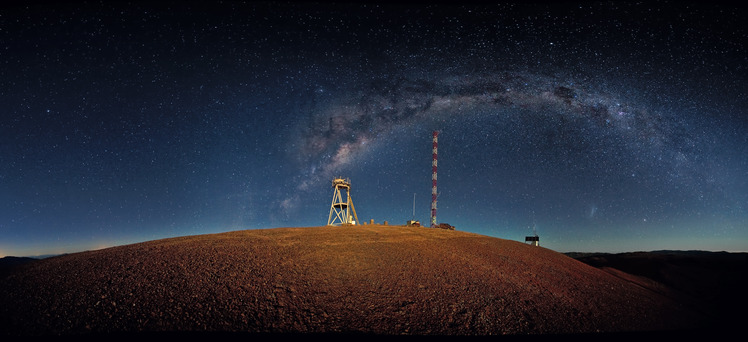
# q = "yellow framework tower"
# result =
<box><xmin>327</xmin><ymin>177</ymin><xmax>359</xmax><ymax>226</ymax></box>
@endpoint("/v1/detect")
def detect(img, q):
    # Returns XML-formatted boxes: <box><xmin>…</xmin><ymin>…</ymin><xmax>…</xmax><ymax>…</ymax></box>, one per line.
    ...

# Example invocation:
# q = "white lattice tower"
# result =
<box><xmin>327</xmin><ymin>177</ymin><xmax>358</xmax><ymax>226</ymax></box>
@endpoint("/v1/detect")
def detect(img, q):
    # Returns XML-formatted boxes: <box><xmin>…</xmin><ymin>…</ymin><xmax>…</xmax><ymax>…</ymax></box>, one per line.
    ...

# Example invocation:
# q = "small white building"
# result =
<box><xmin>525</xmin><ymin>235</ymin><xmax>540</xmax><ymax>246</ymax></box>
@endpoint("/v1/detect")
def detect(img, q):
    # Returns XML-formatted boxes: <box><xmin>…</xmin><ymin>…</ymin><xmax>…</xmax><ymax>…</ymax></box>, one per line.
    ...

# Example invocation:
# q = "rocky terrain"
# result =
<box><xmin>0</xmin><ymin>226</ymin><xmax>723</xmax><ymax>338</ymax></box>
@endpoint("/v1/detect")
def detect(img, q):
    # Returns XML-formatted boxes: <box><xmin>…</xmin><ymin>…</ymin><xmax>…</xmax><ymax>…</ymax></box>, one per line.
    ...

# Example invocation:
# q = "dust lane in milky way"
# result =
<box><xmin>291</xmin><ymin>71</ymin><xmax>677</xmax><ymax>189</ymax></box>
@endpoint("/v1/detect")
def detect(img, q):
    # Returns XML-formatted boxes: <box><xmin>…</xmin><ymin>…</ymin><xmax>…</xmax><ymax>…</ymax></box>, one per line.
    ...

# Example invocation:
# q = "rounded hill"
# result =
<box><xmin>0</xmin><ymin>226</ymin><xmax>705</xmax><ymax>336</ymax></box>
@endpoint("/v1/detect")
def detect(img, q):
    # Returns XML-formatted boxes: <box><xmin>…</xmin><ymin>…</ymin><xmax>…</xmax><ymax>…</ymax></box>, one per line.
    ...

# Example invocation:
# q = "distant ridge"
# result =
<box><xmin>569</xmin><ymin>249</ymin><xmax>748</xmax><ymax>331</ymax></box>
<box><xmin>566</xmin><ymin>250</ymin><xmax>743</xmax><ymax>256</ymax></box>
<box><xmin>0</xmin><ymin>256</ymin><xmax>39</xmax><ymax>279</ymax></box>
<box><xmin>0</xmin><ymin>226</ymin><xmax>713</xmax><ymax>336</ymax></box>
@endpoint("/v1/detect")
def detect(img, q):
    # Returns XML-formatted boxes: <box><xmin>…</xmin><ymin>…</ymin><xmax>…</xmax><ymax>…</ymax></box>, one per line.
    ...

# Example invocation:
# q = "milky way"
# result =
<box><xmin>293</xmin><ymin>71</ymin><xmax>668</xmax><ymax>182</ymax></box>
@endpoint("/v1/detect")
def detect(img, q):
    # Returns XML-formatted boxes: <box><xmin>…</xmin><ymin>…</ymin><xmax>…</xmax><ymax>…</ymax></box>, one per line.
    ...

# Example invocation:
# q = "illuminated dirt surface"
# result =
<box><xmin>0</xmin><ymin>226</ymin><xmax>707</xmax><ymax>336</ymax></box>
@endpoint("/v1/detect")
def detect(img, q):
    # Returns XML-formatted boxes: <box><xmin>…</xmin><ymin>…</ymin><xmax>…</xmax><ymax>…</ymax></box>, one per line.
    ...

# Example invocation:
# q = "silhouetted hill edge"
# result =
<box><xmin>567</xmin><ymin>249</ymin><xmax>748</xmax><ymax>331</ymax></box>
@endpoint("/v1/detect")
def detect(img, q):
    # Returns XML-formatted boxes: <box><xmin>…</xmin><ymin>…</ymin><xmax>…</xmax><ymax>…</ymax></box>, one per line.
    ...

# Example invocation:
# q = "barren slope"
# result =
<box><xmin>0</xmin><ymin>226</ymin><xmax>706</xmax><ymax>336</ymax></box>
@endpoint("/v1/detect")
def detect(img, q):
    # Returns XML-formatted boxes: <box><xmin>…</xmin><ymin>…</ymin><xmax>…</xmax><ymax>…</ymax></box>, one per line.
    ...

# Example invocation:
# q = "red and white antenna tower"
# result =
<box><xmin>430</xmin><ymin>131</ymin><xmax>439</xmax><ymax>228</ymax></box>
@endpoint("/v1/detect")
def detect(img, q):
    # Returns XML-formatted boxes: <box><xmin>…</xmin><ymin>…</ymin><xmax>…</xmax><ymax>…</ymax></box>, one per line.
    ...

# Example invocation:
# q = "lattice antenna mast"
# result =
<box><xmin>431</xmin><ymin>131</ymin><xmax>439</xmax><ymax>228</ymax></box>
<box><xmin>412</xmin><ymin>193</ymin><xmax>416</xmax><ymax>220</ymax></box>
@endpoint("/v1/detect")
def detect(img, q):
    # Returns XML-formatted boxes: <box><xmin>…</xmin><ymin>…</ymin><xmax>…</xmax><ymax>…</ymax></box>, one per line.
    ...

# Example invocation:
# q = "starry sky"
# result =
<box><xmin>1</xmin><ymin>1</ymin><xmax>746</xmax><ymax>257</ymax></box>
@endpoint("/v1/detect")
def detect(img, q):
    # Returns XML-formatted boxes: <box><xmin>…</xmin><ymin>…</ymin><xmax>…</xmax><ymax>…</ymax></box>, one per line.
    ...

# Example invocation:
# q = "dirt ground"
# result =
<box><xmin>0</xmin><ymin>226</ymin><xmax>708</xmax><ymax>336</ymax></box>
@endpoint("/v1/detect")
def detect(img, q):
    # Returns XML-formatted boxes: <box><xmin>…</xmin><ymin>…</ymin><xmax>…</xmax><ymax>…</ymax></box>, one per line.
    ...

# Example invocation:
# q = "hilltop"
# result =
<box><xmin>0</xmin><ymin>226</ymin><xmax>712</xmax><ymax>337</ymax></box>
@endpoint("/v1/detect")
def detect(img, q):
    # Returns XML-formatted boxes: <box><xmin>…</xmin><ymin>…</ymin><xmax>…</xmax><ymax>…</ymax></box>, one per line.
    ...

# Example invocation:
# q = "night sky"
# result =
<box><xmin>2</xmin><ymin>1</ymin><xmax>746</xmax><ymax>257</ymax></box>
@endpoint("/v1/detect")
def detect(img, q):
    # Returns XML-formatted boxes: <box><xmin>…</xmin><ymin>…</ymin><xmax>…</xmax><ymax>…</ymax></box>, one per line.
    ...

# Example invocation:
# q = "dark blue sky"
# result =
<box><xmin>1</xmin><ymin>1</ymin><xmax>746</xmax><ymax>257</ymax></box>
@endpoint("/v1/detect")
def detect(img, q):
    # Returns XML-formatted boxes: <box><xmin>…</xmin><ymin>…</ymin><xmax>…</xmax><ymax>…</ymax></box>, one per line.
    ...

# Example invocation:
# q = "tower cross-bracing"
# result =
<box><xmin>327</xmin><ymin>177</ymin><xmax>359</xmax><ymax>226</ymax></box>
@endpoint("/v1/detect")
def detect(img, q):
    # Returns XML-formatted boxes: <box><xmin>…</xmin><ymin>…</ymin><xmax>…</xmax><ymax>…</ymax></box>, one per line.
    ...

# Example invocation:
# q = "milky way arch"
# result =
<box><xmin>288</xmin><ymin>70</ymin><xmax>682</xmax><ymax>197</ymax></box>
